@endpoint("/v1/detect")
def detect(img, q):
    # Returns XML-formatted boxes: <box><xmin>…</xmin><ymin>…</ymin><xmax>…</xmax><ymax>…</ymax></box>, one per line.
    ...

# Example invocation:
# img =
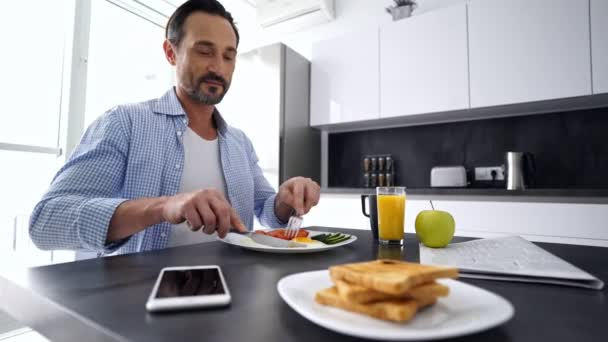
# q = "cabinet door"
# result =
<box><xmin>310</xmin><ymin>29</ymin><xmax>379</xmax><ymax>126</ymax></box>
<box><xmin>468</xmin><ymin>0</ymin><xmax>591</xmax><ymax>107</ymax></box>
<box><xmin>380</xmin><ymin>4</ymin><xmax>469</xmax><ymax>118</ymax></box>
<box><xmin>592</xmin><ymin>0</ymin><xmax>608</xmax><ymax>94</ymax></box>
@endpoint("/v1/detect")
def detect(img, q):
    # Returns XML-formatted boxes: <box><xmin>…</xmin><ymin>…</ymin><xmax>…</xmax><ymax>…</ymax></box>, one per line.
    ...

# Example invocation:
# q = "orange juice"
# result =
<box><xmin>377</xmin><ymin>194</ymin><xmax>406</xmax><ymax>241</ymax></box>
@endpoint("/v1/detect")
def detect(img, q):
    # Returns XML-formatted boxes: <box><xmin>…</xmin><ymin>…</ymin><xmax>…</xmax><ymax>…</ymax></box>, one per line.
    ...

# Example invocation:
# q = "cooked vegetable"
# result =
<box><xmin>311</xmin><ymin>233</ymin><xmax>351</xmax><ymax>245</ymax></box>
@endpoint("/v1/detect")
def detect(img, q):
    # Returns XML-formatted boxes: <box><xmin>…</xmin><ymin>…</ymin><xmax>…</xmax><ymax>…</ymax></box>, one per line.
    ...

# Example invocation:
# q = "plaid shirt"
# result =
<box><xmin>30</xmin><ymin>88</ymin><xmax>283</xmax><ymax>255</ymax></box>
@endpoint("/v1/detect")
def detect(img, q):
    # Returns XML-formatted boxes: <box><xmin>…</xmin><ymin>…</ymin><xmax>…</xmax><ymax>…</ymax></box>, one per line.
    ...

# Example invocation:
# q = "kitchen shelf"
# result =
<box><xmin>321</xmin><ymin>187</ymin><xmax>608</xmax><ymax>204</ymax></box>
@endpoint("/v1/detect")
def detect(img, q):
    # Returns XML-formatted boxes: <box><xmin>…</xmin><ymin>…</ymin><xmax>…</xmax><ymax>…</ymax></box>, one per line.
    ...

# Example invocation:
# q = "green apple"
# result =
<box><xmin>415</xmin><ymin>210</ymin><xmax>455</xmax><ymax>248</ymax></box>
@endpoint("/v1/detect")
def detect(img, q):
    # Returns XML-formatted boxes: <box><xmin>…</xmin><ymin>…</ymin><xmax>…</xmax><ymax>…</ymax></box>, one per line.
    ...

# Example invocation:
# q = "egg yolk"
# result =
<box><xmin>292</xmin><ymin>237</ymin><xmax>315</xmax><ymax>244</ymax></box>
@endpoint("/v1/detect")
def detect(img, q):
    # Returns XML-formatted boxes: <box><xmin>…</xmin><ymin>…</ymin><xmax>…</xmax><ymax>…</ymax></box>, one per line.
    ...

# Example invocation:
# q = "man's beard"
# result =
<box><xmin>187</xmin><ymin>72</ymin><xmax>230</xmax><ymax>105</ymax></box>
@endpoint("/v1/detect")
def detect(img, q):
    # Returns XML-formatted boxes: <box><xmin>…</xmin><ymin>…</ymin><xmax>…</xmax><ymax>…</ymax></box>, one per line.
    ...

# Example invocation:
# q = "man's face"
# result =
<box><xmin>168</xmin><ymin>12</ymin><xmax>237</xmax><ymax>105</ymax></box>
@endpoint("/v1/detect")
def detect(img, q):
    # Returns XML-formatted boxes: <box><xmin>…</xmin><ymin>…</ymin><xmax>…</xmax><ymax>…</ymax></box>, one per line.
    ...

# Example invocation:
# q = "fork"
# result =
<box><xmin>284</xmin><ymin>213</ymin><xmax>303</xmax><ymax>239</ymax></box>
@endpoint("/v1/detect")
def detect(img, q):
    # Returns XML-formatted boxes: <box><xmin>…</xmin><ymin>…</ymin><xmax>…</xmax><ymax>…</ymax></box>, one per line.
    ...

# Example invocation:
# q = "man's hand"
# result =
<box><xmin>275</xmin><ymin>177</ymin><xmax>321</xmax><ymax>222</ymax></box>
<box><xmin>162</xmin><ymin>189</ymin><xmax>246</xmax><ymax>238</ymax></box>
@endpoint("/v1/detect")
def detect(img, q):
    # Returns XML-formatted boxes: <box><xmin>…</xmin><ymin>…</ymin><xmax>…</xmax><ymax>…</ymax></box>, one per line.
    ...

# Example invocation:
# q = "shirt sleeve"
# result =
<box><xmin>243</xmin><ymin>134</ymin><xmax>287</xmax><ymax>228</ymax></box>
<box><xmin>29</xmin><ymin>108</ymin><xmax>131</xmax><ymax>253</ymax></box>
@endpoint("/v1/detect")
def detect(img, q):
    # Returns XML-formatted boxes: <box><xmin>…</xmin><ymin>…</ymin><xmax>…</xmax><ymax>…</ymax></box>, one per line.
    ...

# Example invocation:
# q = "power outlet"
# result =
<box><xmin>475</xmin><ymin>166</ymin><xmax>504</xmax><ymax>181</ymax></box>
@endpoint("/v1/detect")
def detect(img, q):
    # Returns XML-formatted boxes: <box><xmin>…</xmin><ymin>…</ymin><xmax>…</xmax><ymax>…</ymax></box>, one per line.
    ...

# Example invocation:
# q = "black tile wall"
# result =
<box><xmin>328</xmin><ymin>107</ymin><xmax>608</xmax><ymax>189</ymax></box>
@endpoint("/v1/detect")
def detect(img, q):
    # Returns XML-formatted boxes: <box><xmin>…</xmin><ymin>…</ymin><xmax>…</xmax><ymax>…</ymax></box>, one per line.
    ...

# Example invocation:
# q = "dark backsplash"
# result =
<box><xmin>328</xmin><ymin>107</ymin><xmax>608</xmax><ymax>189</ymax></box>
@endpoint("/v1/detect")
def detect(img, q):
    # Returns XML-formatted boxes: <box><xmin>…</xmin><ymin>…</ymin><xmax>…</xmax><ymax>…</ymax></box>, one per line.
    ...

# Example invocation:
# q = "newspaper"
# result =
<box><xmin>419</xmin><ymin>235</ymin><xmax>604</xmax><ymax>290</ymax></box>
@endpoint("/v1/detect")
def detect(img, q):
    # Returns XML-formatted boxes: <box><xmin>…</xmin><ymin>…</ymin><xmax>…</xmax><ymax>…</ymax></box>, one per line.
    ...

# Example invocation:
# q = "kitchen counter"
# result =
<box><xmin>321</xmin><ymin>187</ymin><xmax>608</xmax><ymax>204</ymax></box>
<box><xmin>1</xmin><ymin>228</ymin><xmax>607</xmax><ymax>342</ymax></box>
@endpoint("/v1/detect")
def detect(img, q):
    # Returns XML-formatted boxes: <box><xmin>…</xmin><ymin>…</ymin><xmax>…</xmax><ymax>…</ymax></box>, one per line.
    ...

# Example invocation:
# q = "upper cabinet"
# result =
<box><xmin>380</xmin><ymin>4</ymin><xmax>469</xmax><ymax>118</ymax></box>
<box><xmin>468</xmin><ymin>0</ymin><xmax>592</xmax><ymax>107</ymax></box>
<box><xmin>310</xmin><ymin>0</ymin><xmax>602</xmax><ymax>129</ymax></box>
<box><xmin>310</xmin><ymin>29</ymin><xmax>380</xmax><ymax>126</ymax></box>
<box><xmin>592</xmin><ymin>0</ymin><xmax>608</xmax><ymax>94</ymax></box>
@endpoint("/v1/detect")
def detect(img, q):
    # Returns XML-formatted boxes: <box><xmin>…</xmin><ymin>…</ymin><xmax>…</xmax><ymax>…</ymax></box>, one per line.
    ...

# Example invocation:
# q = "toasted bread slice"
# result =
<box><xmin>329</xmin><ymin>259</ymin><xmax>458</xmax><ymax>295</ymax></box>
<box><xmin>315</xmin><ymin>286</ymin><xmax>419</xmax><ymax>322</ymax></box>
<box><xmin>335</xmin><ymin>279</ymin><xmax>449</xmax><ymax>304</ymax></box>
<box><xmin>415</xmin><ymin>296</ymin><xmax>437</xmax><ymax>310</ymax></box>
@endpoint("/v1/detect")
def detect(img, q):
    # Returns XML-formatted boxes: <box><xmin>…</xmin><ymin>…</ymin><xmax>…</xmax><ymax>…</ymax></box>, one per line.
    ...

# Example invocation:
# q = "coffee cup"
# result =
<box><xmin>361</xmin><ymin>194</ymin><xmax>379</xmax><ymax>239</ymax></box>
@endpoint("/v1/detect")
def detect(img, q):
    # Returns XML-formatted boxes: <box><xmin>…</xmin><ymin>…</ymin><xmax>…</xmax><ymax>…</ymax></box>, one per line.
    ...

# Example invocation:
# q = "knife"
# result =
<box><xmin>229</xmin><ymin>231</ymin><xmax>306</xmax><ymax>248</ymax></box>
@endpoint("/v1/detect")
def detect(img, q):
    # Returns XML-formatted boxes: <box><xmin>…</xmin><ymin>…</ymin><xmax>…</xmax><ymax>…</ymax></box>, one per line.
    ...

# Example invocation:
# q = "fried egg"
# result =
<box><xmin>291</xmin><ymin>236</ymin><xmax>324</xmax><ymax>247</ymax></box>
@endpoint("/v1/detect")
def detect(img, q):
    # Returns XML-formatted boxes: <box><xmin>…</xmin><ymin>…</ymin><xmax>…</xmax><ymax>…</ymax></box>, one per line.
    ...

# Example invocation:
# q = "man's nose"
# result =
<box><xmin>207</xmin><ymin>54</ymin><xmax>225</xmax><ymax>74</ymax></box>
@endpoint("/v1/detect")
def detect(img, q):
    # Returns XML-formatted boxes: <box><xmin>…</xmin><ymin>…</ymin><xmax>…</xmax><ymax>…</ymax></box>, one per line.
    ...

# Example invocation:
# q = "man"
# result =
<box><xmin>29</xmin><ymin>0</ymin><xmax>320</xmax><ymax>255</ymax></box>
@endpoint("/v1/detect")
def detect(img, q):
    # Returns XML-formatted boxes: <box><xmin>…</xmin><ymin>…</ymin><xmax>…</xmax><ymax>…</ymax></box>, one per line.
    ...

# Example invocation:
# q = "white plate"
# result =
<box><xmin>218</xmin><ymin>230</ymin><xmax>357</xmax><ymax>254</ymax></box>
<box><xmin>277</xmin><ymin>270</ymin><xmax>514</xmax><ymax>340</ymax></box>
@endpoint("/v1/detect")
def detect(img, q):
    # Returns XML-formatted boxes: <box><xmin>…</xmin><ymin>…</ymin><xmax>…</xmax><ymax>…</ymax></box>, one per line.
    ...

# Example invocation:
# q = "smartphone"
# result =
<box><xmin>146</xmin><ymin>265</ymin><xmax>231</xmax><ymax>312</ymax></box>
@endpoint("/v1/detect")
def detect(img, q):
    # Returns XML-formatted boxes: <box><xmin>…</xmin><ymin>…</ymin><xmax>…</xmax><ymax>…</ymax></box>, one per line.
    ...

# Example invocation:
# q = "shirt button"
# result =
<box><xmin>182</xmin><ymin>119</ymin><xmax>187</xmax><ymax>124</ymax></box>
<box><xmin>175</xmin><ymin>164</ymin><xmax>181</xmax><ymax>169</ymax></box>
<box><xmin>177</xmin><ymin>130</ymin><xmax>182</xmax><ymax>137</ymax></box>
<box><xmin>161</xmin><ymin>232</ymin><xmax>167</xmax><ymax>237</ymax></box>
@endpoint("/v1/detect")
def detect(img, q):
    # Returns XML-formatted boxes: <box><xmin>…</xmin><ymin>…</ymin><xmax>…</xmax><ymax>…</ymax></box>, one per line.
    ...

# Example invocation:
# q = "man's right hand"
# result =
<box><xmin>162</xmin><ymin>189</ymin><xmax>247</xmax><ymax>238</ymax></box>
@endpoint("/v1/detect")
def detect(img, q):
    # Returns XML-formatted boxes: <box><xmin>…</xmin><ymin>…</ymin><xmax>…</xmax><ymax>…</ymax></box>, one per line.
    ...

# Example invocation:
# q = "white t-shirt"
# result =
<box><xmin>168</xmin><ymin>127</ymin><xmax>227</xmax><ymax>247</ymax></box>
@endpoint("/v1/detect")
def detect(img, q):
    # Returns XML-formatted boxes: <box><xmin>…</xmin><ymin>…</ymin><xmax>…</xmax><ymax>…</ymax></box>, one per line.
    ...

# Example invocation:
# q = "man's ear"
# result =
<box><xmin>163</xmin><ymin>39</ymin><xmax>177</xmax><ymax>66</ymax></box>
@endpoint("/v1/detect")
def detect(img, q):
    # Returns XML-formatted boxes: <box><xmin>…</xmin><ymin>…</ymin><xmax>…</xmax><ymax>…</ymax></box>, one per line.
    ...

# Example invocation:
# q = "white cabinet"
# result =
<box><xmin>592</xmin><ymin>0</ymin><xmax>608</xmax><ymax>94</ymax></box>
<box><xmin>468</xmin><ymin>0</ymin><xmax>592</xmax><ymax>107</ymax></box>
<box><xmin>380</xmin><ymin>4</ymin><xmax>469</xmax><ymax>118</ymax></box>
<box><xmin>310</xmin><ymin>29</ymin><xmax>380</xmax><ymax>126</ymax></box>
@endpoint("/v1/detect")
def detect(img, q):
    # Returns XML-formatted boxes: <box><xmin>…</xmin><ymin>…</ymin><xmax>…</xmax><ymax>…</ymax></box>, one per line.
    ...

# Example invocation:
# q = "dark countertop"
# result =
<box><xmin>322</xmin><ymin>187</ymin><xmax>608</xmax><ymax>204</ymax></box>
<box><xmin>1</xmin><ymin>228</ymin><xmax>608</xmax><ymax>342</ymax></box>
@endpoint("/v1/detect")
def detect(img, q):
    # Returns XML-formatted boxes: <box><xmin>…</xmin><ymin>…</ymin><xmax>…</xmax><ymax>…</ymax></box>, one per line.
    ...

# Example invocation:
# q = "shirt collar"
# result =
<box><xmin>153</xmin><ymin>87</ymin><xmax>228</xmax><ymax>137</ymax></box>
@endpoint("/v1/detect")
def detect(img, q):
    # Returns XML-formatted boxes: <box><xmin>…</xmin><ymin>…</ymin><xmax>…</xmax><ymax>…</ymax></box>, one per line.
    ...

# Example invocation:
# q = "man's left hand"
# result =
<box><xmin>275</xmin><ymin>177</ymin><xmax>320</xmax><ymax>222</ymax></box>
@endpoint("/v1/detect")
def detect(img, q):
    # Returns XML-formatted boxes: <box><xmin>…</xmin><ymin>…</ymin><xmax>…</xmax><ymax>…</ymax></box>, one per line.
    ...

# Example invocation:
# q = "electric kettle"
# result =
<box><xmin>505</xmin><ymin>152</ymin><xmax>536</xmax><ymax>190</ymax></box>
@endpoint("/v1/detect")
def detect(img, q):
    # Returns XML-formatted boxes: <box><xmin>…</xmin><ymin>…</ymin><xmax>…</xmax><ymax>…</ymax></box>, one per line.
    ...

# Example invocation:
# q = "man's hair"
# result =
<box><xmin>165</xmin><ymin>0</ymin><xmax>240</xmax><ymax>48</ymax></box>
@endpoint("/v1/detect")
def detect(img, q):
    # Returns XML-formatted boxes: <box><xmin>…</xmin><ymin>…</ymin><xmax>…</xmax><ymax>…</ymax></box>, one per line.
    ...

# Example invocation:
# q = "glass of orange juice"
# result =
<box><xmin>376</xmin><ymin>186</ymin><xmax>406</xmax><ymax>245</ymax></box>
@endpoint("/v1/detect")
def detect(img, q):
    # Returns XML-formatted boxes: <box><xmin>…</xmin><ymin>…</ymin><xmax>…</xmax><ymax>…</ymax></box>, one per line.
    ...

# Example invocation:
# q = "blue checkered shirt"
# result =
<box><xmin>29</xmin><ymin>88</ymin><xmax>284</xmax><ymax>255</ymax></box>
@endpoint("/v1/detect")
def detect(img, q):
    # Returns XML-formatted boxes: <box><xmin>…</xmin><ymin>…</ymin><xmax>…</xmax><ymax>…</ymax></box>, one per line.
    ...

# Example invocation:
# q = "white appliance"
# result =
<box><xmin>430</xmin><ymin>166</ymin><xmax>468</xmax><ymax>187</ymax></box>
<box><xmin>217</xmin><ymin>43</ymin><xmax>320</xmax><ymax>190</ymax></box>
<box><xmin>256</xmin><ymin>0</ymin><xmax>335</xmax><ymax>31</ymax></box>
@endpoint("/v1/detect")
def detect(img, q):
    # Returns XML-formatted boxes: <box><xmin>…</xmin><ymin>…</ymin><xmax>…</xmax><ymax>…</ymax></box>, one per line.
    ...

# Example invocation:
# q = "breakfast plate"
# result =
<box><xmin>218</xmin><ymin>229</ymin><xmax>357</xmax><ymax>254</ymax></box>
<box><xmin>277</xmin><ymin>270</ymin><xmax>514</xmax><ymax>340</ymax></box>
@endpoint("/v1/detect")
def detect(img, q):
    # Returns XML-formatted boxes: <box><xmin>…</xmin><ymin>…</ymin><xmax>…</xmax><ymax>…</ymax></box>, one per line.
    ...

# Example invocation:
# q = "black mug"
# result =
<box><xmin>361</xmin><ymin>194</ymin><xmax>378</xmax><ymax>239</ymax></box>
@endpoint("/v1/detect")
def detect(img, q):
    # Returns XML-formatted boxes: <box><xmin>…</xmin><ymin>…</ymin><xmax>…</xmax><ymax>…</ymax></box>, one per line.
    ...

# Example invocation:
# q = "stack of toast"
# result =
<box><xmin>315</xmin><ymin>259</ymin><xmax>459</xmax><ymax>322</ymax></box>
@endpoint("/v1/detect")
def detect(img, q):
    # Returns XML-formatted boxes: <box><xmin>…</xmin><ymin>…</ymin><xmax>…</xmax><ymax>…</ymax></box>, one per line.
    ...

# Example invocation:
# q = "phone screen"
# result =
<box><xmin>155</xmin><ymin>268</ymin><xmax>225</xmax><ymax>298</ymax></box>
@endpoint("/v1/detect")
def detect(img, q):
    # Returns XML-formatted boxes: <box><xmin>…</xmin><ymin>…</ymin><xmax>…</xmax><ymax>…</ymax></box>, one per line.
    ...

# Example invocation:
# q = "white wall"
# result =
<box><xmin>305</xmin><ymin>194</ymin><xmax>608</xmax><ymax>247</ymax></box>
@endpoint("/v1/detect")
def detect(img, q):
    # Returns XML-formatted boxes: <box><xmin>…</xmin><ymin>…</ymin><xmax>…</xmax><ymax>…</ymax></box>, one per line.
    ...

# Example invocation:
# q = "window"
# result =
<box><xmin>0</xmin><ymin>0</ymin><xmax>72</xmax><ymax>267</ymax></box>
<box><xmin>0</xmin><ymin>0</ymin><xmax>174</xmax><ymax>267</ymax></box>
<box><xmin>0</xmin><ymin>151</ymin><xmax>61</xmax><ymax>257</ymax></box>
<box><xmin>0</xmin><ymin>1</ymin><xmax>69</xmax><ymax>148</ymax></box>
<box><xmin>84</xmin><ymin>0</ymin><xmax>173</xmax><ymax>127</ymax></box>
